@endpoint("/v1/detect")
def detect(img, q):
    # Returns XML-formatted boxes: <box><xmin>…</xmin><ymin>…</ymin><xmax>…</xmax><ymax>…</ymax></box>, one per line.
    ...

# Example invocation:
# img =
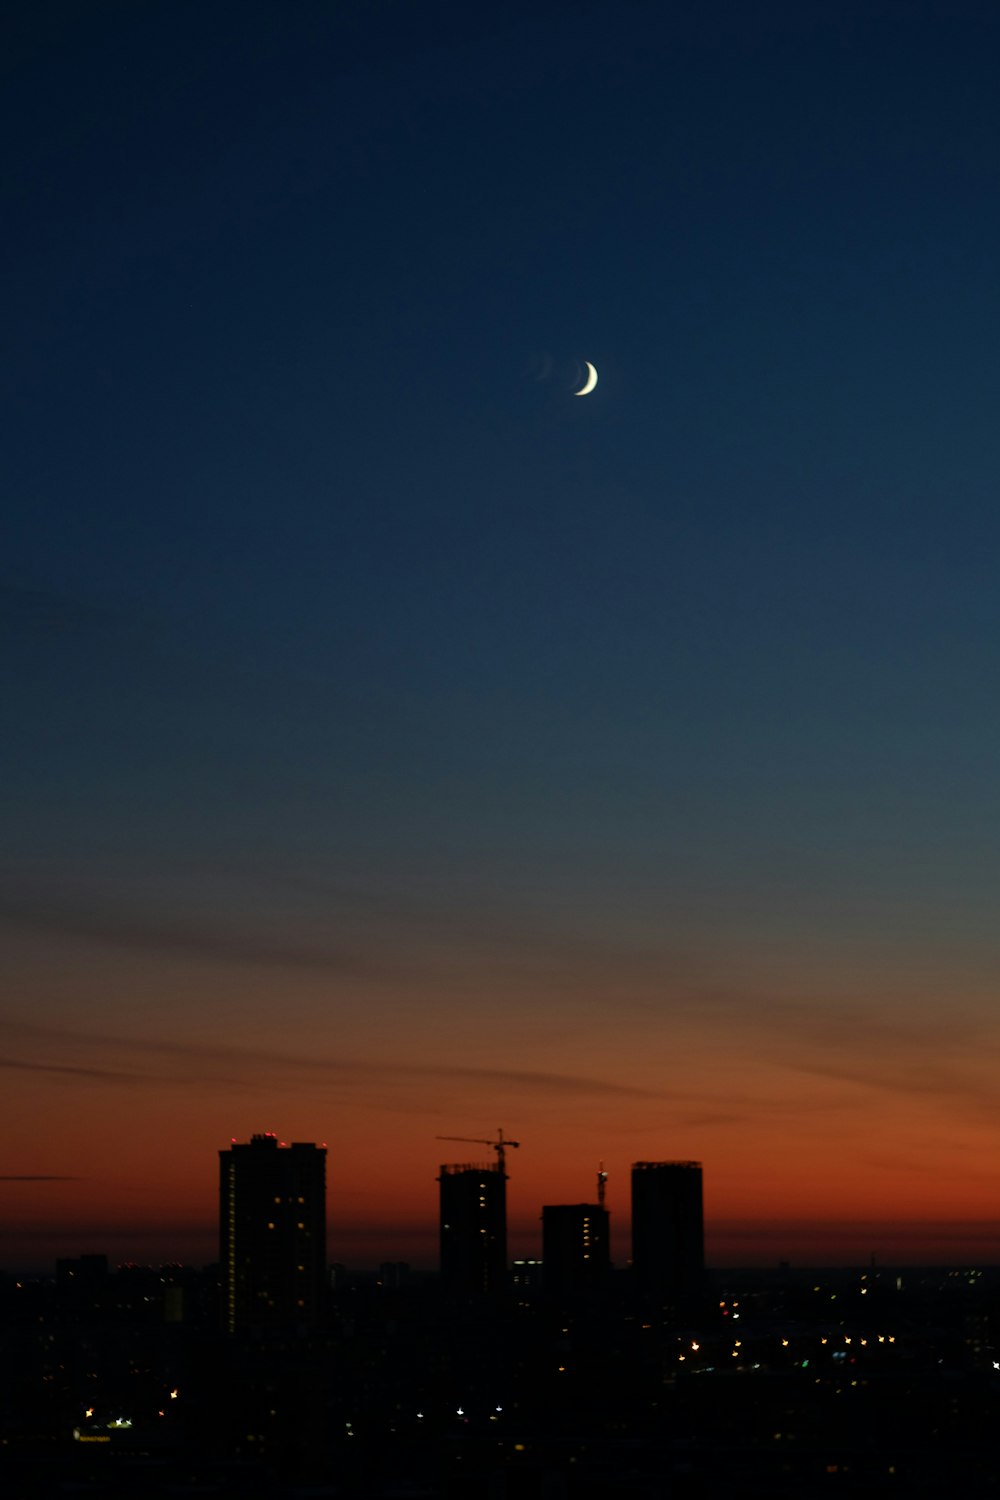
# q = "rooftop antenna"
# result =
<box><xmin>597</xmin><ymin>1161</ymin><xmax>608</xmax><ymax>1209</ymax></box>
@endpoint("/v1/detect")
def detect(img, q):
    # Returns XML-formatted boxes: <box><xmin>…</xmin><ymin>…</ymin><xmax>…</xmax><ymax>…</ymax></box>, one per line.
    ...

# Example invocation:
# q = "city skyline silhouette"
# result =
<box><xmin>4</xmin><ymin>1123</ymin><xmax>996</xmax><ymax>1274</ymax></box>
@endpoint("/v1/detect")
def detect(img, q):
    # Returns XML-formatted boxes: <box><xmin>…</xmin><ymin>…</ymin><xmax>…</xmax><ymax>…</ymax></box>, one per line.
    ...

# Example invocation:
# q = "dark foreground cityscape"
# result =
<box><xmin>5</xmin><ymin>1133</ymin><xmax>1000</xmax><ymax>1498</ymax></box>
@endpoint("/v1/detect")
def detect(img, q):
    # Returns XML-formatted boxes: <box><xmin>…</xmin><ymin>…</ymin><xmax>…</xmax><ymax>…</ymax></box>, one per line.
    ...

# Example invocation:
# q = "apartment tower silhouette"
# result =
<box><xmin>219</xmin><ymin>1132</ymin><xmax>327</xmax><ymax>1333</ymax></box>
<box><xmin>630</xmin><ymin>1160</ymin><xmax>704</xmax><ymax>1310</ymax></box>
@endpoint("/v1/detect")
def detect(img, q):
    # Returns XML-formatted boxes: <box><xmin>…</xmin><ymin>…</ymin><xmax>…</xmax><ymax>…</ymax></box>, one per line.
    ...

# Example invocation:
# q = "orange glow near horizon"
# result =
<box><xmin>6</xmin><ymin>993</ymin><xmax>1000</xmax><ymax>1271</ymax></box>
<box><xmin>6</xmin><ymin>912</ymin><xmax>1000</xmax><ymax>1272</ymax></box>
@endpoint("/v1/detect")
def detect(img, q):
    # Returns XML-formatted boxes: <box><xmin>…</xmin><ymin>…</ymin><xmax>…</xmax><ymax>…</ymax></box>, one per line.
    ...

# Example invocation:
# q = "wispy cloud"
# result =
<box><xmin>0</xmin><ymin>1055</ymin><xmax>145</xmax><ymax>1083</ymax></box>
<box><xmin>0</xmin><ymin>1175</ymin><xmax>80</xmax><ymax>1182</ymax></box>
<box><xmin>755</xmin><ymin>999</ymin><xmax>1000</xmax><ymax>1120</ymax></box>
<box><xmin>0</xmin><ymin>884</ymin><xmax>377</xmax><ymax>973</ymax></box>
<box><xmin>652</xmin><ymin>982</ymin><xmax>1000</xmax><ymax>1120</ymax></box>
<box><xmin>0</xmin><ymin>856</ymin><xmax>698</xmax><ymax>987</ymax></box>
<box><xmin>3</xmin><ymin>1020</ymin><xmax>663</xmax><ymax>1100</ymax></box>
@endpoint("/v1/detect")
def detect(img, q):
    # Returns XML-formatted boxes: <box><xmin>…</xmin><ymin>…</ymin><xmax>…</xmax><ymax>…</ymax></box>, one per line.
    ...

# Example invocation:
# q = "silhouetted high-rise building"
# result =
<box><xmin>219</xmin><ymin>1132</ymin><xmax>327</xmax><ymax>1334</ymax></box>
<box><xmin>631</xmin><ymin>1160</ymin><xmax>704</xmax><ymax>1309</ymax></box>
<box><xmin>542</xmin><ymin>1203</ymin><xmax>610</xmax><ymax>1300</ymax></box>
<box><xmin>438</xmin><ymin>1161</ymin><xmax>507</xmax><ymax>1295</ymax></box>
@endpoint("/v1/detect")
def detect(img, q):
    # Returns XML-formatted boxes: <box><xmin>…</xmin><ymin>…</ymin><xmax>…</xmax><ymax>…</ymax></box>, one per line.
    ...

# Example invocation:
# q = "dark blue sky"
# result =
<box><xmin>5</xmin><ymin>1</ymin><xmax>1000</xmax><ymax>1265</ymax></box>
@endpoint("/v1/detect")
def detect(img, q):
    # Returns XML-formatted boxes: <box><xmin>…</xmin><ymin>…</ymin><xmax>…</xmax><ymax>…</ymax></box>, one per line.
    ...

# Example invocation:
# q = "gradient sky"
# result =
<box><xmin>5</xmin><ymin>0</ymin><xmax>1000</xmax><ymax>1271</ymax></box>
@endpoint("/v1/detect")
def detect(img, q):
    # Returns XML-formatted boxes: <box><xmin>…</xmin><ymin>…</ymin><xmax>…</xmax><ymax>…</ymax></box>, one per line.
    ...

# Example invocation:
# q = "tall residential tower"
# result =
<box><xmin>630</xmin><ymin>1160</ymin><xmax>704</xmax><ymax>1310</ymax></box>
<box><xmin>219</xmin><ymin>1132</ymin><xmax>327</xmax><ymax>1333</ymax></box>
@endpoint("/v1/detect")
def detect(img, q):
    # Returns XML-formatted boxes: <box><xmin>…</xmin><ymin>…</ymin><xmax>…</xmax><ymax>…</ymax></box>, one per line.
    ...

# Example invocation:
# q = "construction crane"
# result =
<box><xmin>436</xmin><ymin>1127</ymin><xmax>520</xmax><ymax>1176</ymax></box>
<box><xmin>597</xmin><ymin>1161</ymin><xmax>608</xmax><ymax>1209</ymax></box>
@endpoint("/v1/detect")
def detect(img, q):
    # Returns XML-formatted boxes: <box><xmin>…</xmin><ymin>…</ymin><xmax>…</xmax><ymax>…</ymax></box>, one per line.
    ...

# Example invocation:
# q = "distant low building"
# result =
<box><xmin>377</xmin><ymin>1261</ymin><xmax>411</xmax><ymax>1289</ymax></box>
<box><xmin>512</xmin><ymin>1258</ymin><xmax>543</xmax><ymax>1293</ymax></box>
<box><xmin>542</xmin><ymin>1203</ymin><xmax>610</xmax><ymax>1301</ymax></box>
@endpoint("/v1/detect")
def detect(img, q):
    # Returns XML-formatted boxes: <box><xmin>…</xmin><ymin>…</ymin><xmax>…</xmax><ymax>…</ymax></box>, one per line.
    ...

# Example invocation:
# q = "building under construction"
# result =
<box><xmin>437</xmin><ymin>1130</ymin><xmax>517</xmax><ymax>1296</ymax></box>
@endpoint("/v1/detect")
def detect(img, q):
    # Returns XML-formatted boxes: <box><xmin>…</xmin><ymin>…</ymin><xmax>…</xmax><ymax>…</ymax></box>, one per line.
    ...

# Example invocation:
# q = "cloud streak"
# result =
<box><xmin>0</xmin><ymin>885</ymin><xmax>376</xmax><ymax>973</ymax></box>
<box><xmin>0</xmin><ymin>1175</ymin><xmax>80</xmax><ymax>1182</ymax></box>
<box><xmin>652</xmin><ymin>982</ymin><xmax>1000</xmax><ymax>1121</ymax></box>
<box><xmin>0</xmin><ymin>857</ymin><xmax>702</xmax><ymax>989</ymax></box>
<box><xmin>0</xmin><ymin>1055</ymin><xmax>144</xmax><ymax>1083</ymax></box>
<box><xmin>3</xmin><ymin>1020</ymin><xmax>664</xmax><ymax>1100</ymax></box>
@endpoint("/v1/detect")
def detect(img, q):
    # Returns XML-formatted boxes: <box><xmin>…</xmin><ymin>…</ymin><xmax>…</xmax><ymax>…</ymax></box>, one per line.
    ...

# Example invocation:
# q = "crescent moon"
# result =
<box><xmin>574</xmin><ymin>360</ymin><xmax>598</xmax><ymax>396</ymax></box>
